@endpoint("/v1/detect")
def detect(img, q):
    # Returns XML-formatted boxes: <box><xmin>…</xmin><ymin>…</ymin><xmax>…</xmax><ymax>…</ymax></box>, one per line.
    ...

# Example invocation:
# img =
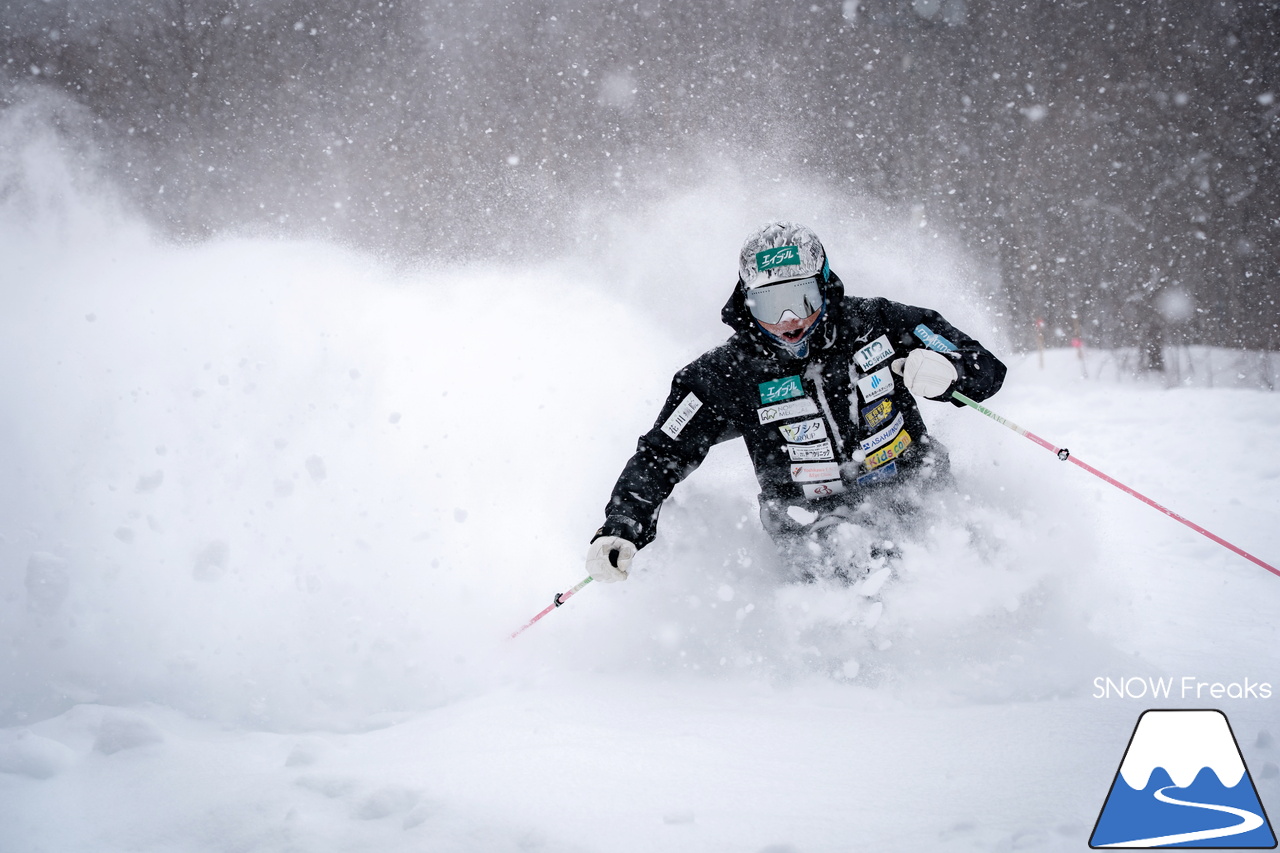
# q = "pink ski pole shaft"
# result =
<box><xmin>510</xmin><ymin>576</ymin><xmax>594</xmax><ymax>639</ymax></box>
<box><xmin>952</xmin><ymin>391</ymin><xmax>1280</xmax><ymax>579</ymax></box>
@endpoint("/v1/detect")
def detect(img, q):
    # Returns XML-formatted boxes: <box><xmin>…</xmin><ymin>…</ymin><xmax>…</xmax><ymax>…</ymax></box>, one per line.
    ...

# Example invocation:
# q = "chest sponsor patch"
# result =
<box><xmin>913</xmin><ymin>324</ymin><xmax>957</xmax><ymax>353</ymax></box>
<box><xmin>857</xmin><ymin>367</ymin><xmax>894</xmax><ymax>403</ymax></box>
<box><xmin>758</xmin><ymin>375</ymin><xmax>804</xmax><ymax>405</ymax></box>
<box><xmin>861</xmin><ymin>399</ymin><xmax>894</xmax><ymax>430</ymax></box>
<box><xmin>859</xmin><ymin>412</ymin><xmax>906</xmax><ymax>455</ymax></box>
<box><xmin>660</xmin><ymin>392</ymin><xmax>702</xmax><ymax>439</ymax></box>
<box><xmin>787</xmin><ymin>440</ymin><xmax>834</xmax><ymax>462</ymax></box>
<box><xmin>855</xmin><ymin>461</ymin><xmax>898</xmax><ymax>487</ymax></box>
<box><xmin>853</xmin><ymin>334</ymin><xmax>895</xmax><ymax>371</ymax></box>
<box><xmin>802</xmin><ymin>479</ymin><xmax>846</xmax><ymax>500</ymax></box>
<box><xmin>863</xmin><ymin>429</ymin><xmax>911</xmax><ymax>470</ymax></box>
<box><xmin>778</xmin><ymin>417</ymin><xmax>827</xmax><ymax>443</ymax></box>
<box><xmin>790</xmin><ymin>462</ymin><xmax>840</xmax><ymax>483</ymax></box>
<box><xmin>757</xmin><ymin>397</ymin><xmax>819</xmax><ymax>425</ymax></box>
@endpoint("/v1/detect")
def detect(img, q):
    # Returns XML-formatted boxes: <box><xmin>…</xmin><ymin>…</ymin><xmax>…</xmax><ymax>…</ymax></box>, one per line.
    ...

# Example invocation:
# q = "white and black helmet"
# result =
<box><xmin>738</xmin><ymin>221</ymin><xmax>828</xmax><ymax>290</ymax></box>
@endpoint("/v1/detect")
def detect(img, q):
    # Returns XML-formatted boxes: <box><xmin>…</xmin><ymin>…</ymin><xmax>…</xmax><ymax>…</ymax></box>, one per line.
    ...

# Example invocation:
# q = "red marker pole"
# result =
<box><xmin>952</xmin><ymin>391</ymin><xmax>1280</xmax><ymax>579</ymax></box>
<box><xmin>510</xmin><ymin>576</ymin><xmax>594</xmax><ymax>639</ymax></box>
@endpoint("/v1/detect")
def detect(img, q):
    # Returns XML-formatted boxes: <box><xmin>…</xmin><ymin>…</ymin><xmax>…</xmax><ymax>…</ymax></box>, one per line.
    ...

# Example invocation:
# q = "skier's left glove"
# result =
<box><xmin>585</xmin><ymin>532</ymin><xmax>636</xmax><ymax>583</ymax></box>
<box><xmin>892</xmin><ymin>349</ymin><xmax>958</xmax><ymax>400</ymax></box>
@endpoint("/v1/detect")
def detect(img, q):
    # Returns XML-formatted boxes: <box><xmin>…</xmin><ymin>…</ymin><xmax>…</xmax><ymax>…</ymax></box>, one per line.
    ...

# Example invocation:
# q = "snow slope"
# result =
<box><xmin>1</xmin><ymin>146</ymin><xmax>1279</xmax><ymax>853</ymax></box>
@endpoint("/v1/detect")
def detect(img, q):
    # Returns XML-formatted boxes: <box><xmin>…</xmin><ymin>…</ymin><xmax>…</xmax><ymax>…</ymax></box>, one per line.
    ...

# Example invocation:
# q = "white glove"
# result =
<box><xmin>891</xmin><ymin>349</ymin><xmax>958</xmax><ymax>400</ymax></box>
<box><xmin>585</xmin><ymin>535</ymin><xmax>636</xmax><ymax>583</ymax></box>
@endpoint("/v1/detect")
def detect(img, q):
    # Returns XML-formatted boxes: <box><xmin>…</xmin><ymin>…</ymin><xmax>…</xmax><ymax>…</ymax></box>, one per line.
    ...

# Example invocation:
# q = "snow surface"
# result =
<box><xmin>2</xmin><ymin>150</ymin><xmax>1279</xmax><ymax>853</ymax></box>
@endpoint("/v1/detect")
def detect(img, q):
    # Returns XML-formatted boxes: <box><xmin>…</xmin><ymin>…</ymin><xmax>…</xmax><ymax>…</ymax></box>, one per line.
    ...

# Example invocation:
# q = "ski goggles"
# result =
<box><xmin>743</xmin><ymin>275</ymin><xmax>824</xmax><ymax>326</ymax></box>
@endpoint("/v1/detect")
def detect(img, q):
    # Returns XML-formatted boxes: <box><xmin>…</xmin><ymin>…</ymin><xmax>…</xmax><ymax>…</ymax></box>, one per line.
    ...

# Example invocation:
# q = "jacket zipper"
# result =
<box><xmin>804</xmin><ymin>361</ymin><xmax>846</xmax><ymax>461</ymax></box>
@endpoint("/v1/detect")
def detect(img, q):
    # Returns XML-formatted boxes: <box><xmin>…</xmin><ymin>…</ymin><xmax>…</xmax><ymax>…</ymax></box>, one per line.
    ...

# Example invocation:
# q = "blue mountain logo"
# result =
<box><xmin>1091</xmin><ymin>709</ymin><xmax>1276</xmax><ymax>848</ymax></box>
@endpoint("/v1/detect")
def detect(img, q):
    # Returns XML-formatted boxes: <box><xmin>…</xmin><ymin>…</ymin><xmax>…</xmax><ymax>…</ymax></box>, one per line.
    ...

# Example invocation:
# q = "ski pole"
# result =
<box><xmin>509</xmin><ymin>576</ymin><xmax>594</xmax><ymax>639</ymax></box>
<box><xmin>952</xmin><ymin>390</ymin><xmax>1280</xmax><ymax>579</ymax></box>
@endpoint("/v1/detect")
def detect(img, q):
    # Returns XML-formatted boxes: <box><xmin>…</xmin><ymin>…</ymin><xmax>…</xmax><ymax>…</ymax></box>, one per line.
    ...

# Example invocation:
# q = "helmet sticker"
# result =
<box><xmin>756</xmin><ymin>246</ymin><xmax>801</xmax><ymax>273</ymax></box>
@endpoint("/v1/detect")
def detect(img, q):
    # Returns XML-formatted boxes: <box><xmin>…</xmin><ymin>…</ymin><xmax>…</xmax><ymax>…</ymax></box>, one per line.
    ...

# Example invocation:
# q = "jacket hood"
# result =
<box><xmin>721</xmin><ymin>271</ymin><xmax>847</xmax><ymax>349</ymax></box>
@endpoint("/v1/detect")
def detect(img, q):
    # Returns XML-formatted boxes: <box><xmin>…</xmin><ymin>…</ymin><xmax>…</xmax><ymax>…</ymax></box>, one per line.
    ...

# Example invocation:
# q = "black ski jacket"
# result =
<box><xmin>600</xmin><ymin>273</ymin><xmax>1006</xmax><ymax>549</ymax></box>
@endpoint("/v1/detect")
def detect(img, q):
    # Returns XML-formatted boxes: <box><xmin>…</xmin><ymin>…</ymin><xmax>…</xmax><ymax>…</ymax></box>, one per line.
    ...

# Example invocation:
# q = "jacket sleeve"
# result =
<box><xmin>599</xmin><ymin>365</ymin><xmax>737</xmax><ymax>549</ymax></box>
<box><xmin>885</xmin><ymin>302</ymin><xmax>1007</xmax><ymax>406</ymax></box>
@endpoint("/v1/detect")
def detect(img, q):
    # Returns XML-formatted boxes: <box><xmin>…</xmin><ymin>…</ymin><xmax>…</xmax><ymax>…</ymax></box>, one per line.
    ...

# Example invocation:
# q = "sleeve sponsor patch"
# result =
<box><xmin>787</xmin><ymin>440</ymin><xmax>834</xmax><ymax>462</ymax></box>
<box><xmin>757</xmin><ymin>397</ymin><xmax>818</xmax><ymax>424</ymax></box>
<box><xmin>778</xmin><ymin>417</ymin><xmax>827</xmax><ymax>443</ymax></box>
<box><xmin>857</xmin><ymin>367</ymin><xmax>894</xmax><ymax>403</ymax></box>
<box><xmin>758</xmin><ymin>375</ymin><xmax>805</xmax><ymax>405</ymax></box>
<box><xmin>863</xmin><ymin>430</ymin><xmax>911</xmax><ymax>470</ymax></box>
<box><xmin>853</xmin><ymin>334</ymin><xmax>895</xmax><ymax>371</ymax></box>
<box><xmin>660</xmin><ymin>392</ymin><xmax>703</xmax><ymax>439</ymax></box>
<box><xmin>790</xmin><ymin>462</ymin><xmax>840</xmax><ymax>482</ymax></box>
<box><xmin>861</xmin><ymin>399</ymin><xmax>894</xmax><ymax>430</ymax></box>
<box><xmin>855</xmin><ymin>461</ymin><xmax>898</xmax><ymax>487</ymax></box>
<box><xmin>913</xmin><ymin>324</ymin><xmax>957</xmax><ymax>353</ymax></box>
<box><xmin>802</xmin><ymin>480</ymin><xmax>846</xmax><ymax>499</ymax></box>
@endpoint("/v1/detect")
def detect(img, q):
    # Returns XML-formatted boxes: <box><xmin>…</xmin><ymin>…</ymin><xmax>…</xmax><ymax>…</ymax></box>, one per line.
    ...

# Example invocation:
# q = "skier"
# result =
<box><xmin>586</xmin><ymin>222</ymin><xmax>1007</xmax><ymax>583</ymax></box>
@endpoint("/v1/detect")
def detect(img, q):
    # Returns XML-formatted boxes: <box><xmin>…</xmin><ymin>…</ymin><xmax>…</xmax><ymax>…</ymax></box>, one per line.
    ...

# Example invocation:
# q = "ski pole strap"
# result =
<box><xmin>951</xmin><ymin>391</ymin><xmax>1280</xmax><ymax>579</ymax></box>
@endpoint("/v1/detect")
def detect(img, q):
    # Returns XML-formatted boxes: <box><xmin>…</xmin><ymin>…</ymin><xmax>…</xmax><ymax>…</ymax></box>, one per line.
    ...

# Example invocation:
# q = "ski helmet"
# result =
<box><xmin>738</xmin><ymin>221</ymin><xmax>828</xmax><ymax>290</ymax></box>
<box><xmin>738</xmin><ymin>222</ymin><xmax>830</xmax><ymax>357</ymax></box>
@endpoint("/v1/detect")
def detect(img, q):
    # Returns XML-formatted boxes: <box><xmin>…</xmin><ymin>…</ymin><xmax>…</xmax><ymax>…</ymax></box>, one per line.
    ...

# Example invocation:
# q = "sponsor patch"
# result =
<box><xmin>861</xmin><ymin>399</ymin><xmax>894</xmax><ymax>430</ymax></box>
<box><xmin>756</xmin><ymin>245</ymin><xmax>800</xmax><ymax>272</ymax></box>
<box><xmin>803</xmin><ymin>480</ymin><xmax>846</xmax><ymax>500</ymax></box>
<box><xmin>913</xmin><ymin>324</ymin><xmax>957</xmax><ymax>353</ymax></box>
<box><xmin>790</xmin><ymin>462</ymin><xmax>840</xmax><ymax>482</ymax></box>
<box><xmin>855</xmin><ymin>461</ymin><xmax>898</xmax><ymax>487</ymax></box>
<box><xmin>787</xmin><ymin>440</ymin><xmax>834</xmax><ymax>462</ymax></box>
<box><xmin>778</xmin><ymin>418</ymin><xmax>827</xmax><ymax>443</ymax></box>
<box><xmin>757</xmin><ymin>397</ymin><xmax>819</xmax><ymax>425</ymax></box>
<box><xmin>859</xmin><ymin>412</ymin><xmax>906</xmax><ymax>454</ymax></box>
<box><xmin>857</xmin><ymin>367</ymin><xmax>894</xmax><ymax>403</ymax></box>
<box><xmin>758</xmin><ymin>375</ymin><xmax>804</xmax><ymax>406</ymax></box>
<box><xmin>853</xmin><ymin>334</ymin><xmax>895</xmax><ymax>371</ymax></box>
<box><xmin>660</xmin><ymin>392</ymin><xmax>703</xmax><ymax>439</ymax></box>
<box><xmin>863</xmin><ymin>429</ymin><xmax>912</xmax><ymax>470</ymax></box>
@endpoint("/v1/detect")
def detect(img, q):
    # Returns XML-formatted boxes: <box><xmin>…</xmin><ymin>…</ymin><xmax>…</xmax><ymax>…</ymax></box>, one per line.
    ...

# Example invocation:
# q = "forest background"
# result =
<box><xmin>3</xmin><ymin>0</ymin><xmax>1278</xmax><ymax>355</ymax></box>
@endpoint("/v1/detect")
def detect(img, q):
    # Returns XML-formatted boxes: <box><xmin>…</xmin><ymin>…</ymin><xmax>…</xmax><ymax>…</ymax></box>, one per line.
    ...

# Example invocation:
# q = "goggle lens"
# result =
<box><xmin>744</xmin><ymin>276</ymin><xmax>824</xmax><ymax>325</ymax></box>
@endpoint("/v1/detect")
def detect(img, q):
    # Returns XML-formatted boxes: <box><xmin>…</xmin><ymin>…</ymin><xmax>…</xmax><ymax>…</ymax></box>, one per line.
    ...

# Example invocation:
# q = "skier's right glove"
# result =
<box><xmin>585</xmin><ymin>531</ymin><xmax>636</xmax><ymax>583</ymax></box>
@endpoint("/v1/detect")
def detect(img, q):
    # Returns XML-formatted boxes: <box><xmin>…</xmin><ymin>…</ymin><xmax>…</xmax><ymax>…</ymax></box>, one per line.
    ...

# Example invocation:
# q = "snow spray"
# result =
<box><xmin>952</xmin><ymin>391</ymin><xmax>1280</xmax><ymax>579</ymax></box>
<box><xmin>510</xmin><ymin>576</ymin><xmax>594</xmax><ymax>639</ymax></box>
